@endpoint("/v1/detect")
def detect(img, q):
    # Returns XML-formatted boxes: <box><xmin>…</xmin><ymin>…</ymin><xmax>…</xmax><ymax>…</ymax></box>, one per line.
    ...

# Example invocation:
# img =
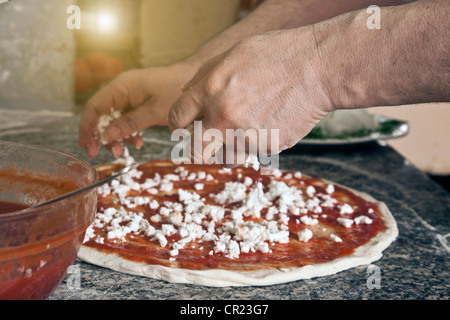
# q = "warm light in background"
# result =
<box><xmin>97</xmin><ymin>12</ymin><xmax>117</xmax><ymax>33</ymax></box>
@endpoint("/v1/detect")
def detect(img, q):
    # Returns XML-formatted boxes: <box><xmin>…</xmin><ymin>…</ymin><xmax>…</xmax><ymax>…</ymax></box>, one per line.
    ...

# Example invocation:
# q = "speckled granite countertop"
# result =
<box><xmin>1</xmin><ymin>110</ymin><xmax>448</xmax><ymax>300</ymax></box>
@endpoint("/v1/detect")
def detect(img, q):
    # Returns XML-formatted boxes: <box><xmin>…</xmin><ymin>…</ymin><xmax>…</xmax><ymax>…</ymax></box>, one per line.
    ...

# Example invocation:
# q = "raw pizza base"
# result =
<box><xmin>77</xmin><ymin>180</ymin><xmax>398</xmax><ymax>287</ymax></box>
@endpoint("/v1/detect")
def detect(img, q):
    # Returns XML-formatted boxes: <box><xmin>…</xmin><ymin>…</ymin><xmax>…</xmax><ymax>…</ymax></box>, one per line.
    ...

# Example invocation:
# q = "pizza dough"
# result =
<box><xmin>78</xmin><ymin>161</ymin><xmax>398</xmax><ymax>287</ymax></box>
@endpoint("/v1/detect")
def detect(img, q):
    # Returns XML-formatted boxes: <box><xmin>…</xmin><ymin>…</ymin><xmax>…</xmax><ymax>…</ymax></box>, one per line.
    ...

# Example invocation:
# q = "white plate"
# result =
<box><xmin>298</xmin><ymin>115</ymin><xmax>409</xmax><ymax>146</ymax></box>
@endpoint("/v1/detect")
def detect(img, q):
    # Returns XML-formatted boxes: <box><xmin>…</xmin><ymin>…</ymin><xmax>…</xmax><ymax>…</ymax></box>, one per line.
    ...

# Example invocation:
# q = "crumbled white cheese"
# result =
<box><xmin>163</xmin><ymin>174</ymin><xmax>180</xmax><ymax>181</ymax></box>
<box><xmin>174</xmin><ymin>166</ymin><xmax>188</xmax><ymax>177</ymax></box>
<box><xmin>354</xmin><ymin>215</ymin><xmax>373</xmax><ymax>225</ymax></box>
<box><xmin>278</xmin><ymin>213</ymin><xmax>290</xmax><ymax>225</ymax></box>
<box><xmin>159</xmin><ymin>206</ymin><xmax>172</xmax><ymax>217</ymax></box>
<box><xmin>264</xmin><ymin>180</ymin><xmax>303</xmax><ymax>214</ymax></box>
<box><xmin>243</xmin><ymin>176</ymin><xmax>253</xmax><ymax>186</ymax></box>
<box><xmin>162</xmin><ymin>224</ymin><xmax>177</xmax><ymax>236</ymax></box>
<box><xmin>298</xmin><ymin>229</ymin><xmax>313</xmax><ymax>242</ymax></box>
<box><xmin>83</xmin><ymin>225</ymin><xmax>96</xmax><ymax>242</ymax></box>
<box><xmin>300</xmin><ymin>215</ymin><xmax>319</xmax><ymax>226</ymax></box>
<box><xmin>217</xmin><ymin>219</ymin><xmax>289</xmax><ymax>257</ymax></box>
<box><xmin>95</xmin><ymin>109</ymin><xmax>122</xmax><ymax>145</ymax></box>
<box><xmin>149</xmin><ymin>200</ymin><xmax>159</xmax><ymax>210</ymax></box>
<box><xmin>167</xmin><ymin>211</ymin><xmax>183</xmax><ymax>226</ymax></box>
<box><xmin>284</xmin><ymin>173</ymin><xmax>293</xmax><ymax>180</ymax></box>
<box><xmin>290</xmin><ymin>206</ymin><xmax>300</xmax><ymax>216</ymax></box>
<box><xmin>150</xmin><ymin>214</ymin><xmax>162</xmax><ymax>223</ymax></box>
<box><xmin>211</xmin><ymin>181</ymin><xmax>247</xmax><ymax>204</ymax></box>
<box><xmin>306</xmin><ymin>186</ymin><xmax>316</xmax><ymax>197</ymax></box>
<box><xmin>159</xmin><ymin>180</ymin><xmax>173</xmax><ymax>192</ymax></box>
<box><xmin>272</xmin><ymin>169</ymin><xmax>282</xmax><ymax>178</ymax></box>
<box><xmin>330</xmin><ymin>234</ymin><xmax>342</xmax><ymax>243</ymax></box>
<box><xmin>155</xmin><ymin>232</ymin><xmax>168</xmax><ymax>247</ymax></box>
<box><xmin>86</xmin><ymin>164</ymin><xmax>369</xmax><ymax>261</ymax></box>
<box><xmin>197</xmin><ymin>171</ymin><xmax>207</xmax><ymax>180</ymax></box>
<box><xmin>337</xmin><ymin>217</ymin><xmax>354</xmax><ymax>228</ymax></box>
<box><xmin>265</xmin><ymin>206</ymin><xmax>278</xmax><ymax>220</ymax></box>
<box><xmin>339</xmin><ymin>203</ymin><xmax>354</xmax><ymax>215</ymax></box>
<box><xmin>231</xmin><ymin>182</ymin><xmax>271</xmax><ymax>219</ymax></box>
<box><xmin>319</xmin><ymin>194</ymin><xmax>338</xmax><ymax>207</ymax></box>
<box><xmin>245</xmin><ymin>154</ymin><xmax>260</xmax><ymax>171</ymax></box>
<box><xmin>194</xmin><ymin>183</ymin><xmax>204</xmax><ymax>190</ymax></box>
<box><xmin>326</xmin><ymin>184</ymin><xmax>335</xmax><ymax>194</ymax></box>
<box><xmin>218</xmin><ymin>168</ymin><xmax>232</xmax><ymax>174</ymax></box>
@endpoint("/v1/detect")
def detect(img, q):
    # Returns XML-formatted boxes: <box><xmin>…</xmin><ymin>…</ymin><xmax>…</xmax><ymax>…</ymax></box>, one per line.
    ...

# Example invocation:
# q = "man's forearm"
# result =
<box><xmin>185</xmin><ymin>0</ymin><xmax>405</xmax><ymax>67</ymax></box>
<box><xmin>316</xmin><ymin>0</ymin><xmax>449</xmax><ymax>110</ymax></box>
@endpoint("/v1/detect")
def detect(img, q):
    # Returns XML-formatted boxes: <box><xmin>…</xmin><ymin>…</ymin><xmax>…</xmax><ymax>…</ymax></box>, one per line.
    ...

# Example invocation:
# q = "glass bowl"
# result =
<box><xmin>0</xmin><ymin>141</ymin><xmax>98</xmax><ymax>300</ymax></box>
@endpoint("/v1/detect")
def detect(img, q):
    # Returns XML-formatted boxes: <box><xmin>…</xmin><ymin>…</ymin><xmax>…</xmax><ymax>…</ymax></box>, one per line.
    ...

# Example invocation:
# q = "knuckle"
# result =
<box><xmin>199</xmin><ymin>61</ymin><xmax>229</xmax><ymax>97</ymax></box>
<box><xmin>120</xmin><ymin>113</ymin><xmax>139</xmax><ymax>133</ymax></box>
<box><xmin>202</xmin><ymin>74</ymin><xmax>222</xmax><ymax>97</ymax></box>
<box><xmin>234</xmin><ymin>38</ymin><xmax>258</xmax><ymax>54</ymax></box>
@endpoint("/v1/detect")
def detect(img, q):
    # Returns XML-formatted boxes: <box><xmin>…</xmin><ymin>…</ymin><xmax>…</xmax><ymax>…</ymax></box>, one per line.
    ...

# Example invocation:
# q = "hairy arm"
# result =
<box><xmin>185</xmin><ymin>0</ymin><xmax>406</xmax><ymax>67</ymax></box>
<box><xmin>317</xmin><ymin>0</ymin><xmax>450</xmax><ymax>110</ymax></box>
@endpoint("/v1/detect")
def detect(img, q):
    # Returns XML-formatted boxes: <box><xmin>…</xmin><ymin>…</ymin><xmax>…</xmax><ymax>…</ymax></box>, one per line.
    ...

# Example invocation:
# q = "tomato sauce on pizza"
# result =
<box><xmin>82</xmin><ymin>160</ymin><xmax>386</xmax><ymax>272</ymax></box>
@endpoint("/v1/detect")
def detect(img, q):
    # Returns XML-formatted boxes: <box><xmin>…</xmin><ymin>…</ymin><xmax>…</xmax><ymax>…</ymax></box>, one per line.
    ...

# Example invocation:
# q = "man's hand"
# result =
<box><xmin>78</xmin><ymin>62</ymin><xmax>197</xmax><ymax>158</ymax></box>
<box><xmin>169</xmin><ymin>0</ymin><xmax>450</xmax><ymax>166</ymax></box>
<box><xmin>168</xmin><ymin>28</ymin><xmax>334</xmax><ymax>164</ymax></box>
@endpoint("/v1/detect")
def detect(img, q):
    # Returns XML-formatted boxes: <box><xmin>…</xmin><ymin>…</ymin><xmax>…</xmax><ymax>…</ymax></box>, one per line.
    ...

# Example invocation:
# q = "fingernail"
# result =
<box><xmin>112</xmin><ymin>144</ymin><xmax>122</xmax><ymax>158</ymax></box>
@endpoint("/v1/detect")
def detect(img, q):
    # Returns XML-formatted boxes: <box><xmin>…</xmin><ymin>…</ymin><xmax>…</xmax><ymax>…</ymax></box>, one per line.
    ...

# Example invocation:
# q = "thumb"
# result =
<box><xmin>181</xmin><ymin>52</ymin><xmax>226</xmax><ymax>92</ymax></box>
<box><xmin>168</xmin><ymin>89</ymin><xmax>203</xmax><ymax>132</ymax></box>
